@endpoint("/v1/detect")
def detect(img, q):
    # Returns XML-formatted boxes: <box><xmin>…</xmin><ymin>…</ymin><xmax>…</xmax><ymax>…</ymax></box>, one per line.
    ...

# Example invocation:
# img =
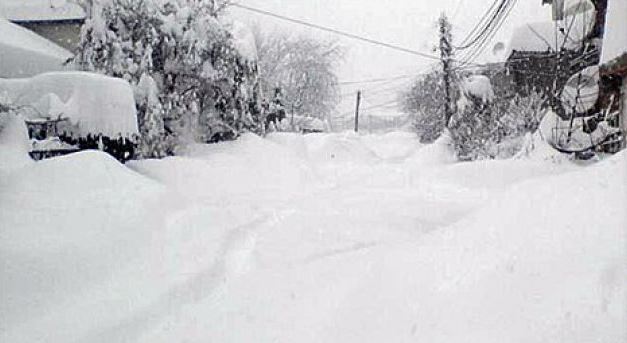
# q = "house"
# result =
<box><xmin>598</xmin><ymin>0</ymin><xmax>627</xmax><ymax>149</ymax></box>
<box><xmin>505</xmin><ymin>12</ymin><xmax>600</xmax><ymax>99</ymax></box>
<box><xmin>0</xmin><ymin>0</ymin><xmax>87</xmax><ymax>51</ymax></box>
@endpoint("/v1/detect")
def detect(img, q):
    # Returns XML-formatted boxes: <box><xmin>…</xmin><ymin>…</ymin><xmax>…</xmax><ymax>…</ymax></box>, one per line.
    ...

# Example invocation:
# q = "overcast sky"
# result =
<box><xmin>231</xmin><ymin>0</ymin><xmax>553</xmax><ymax>116</ymax></box>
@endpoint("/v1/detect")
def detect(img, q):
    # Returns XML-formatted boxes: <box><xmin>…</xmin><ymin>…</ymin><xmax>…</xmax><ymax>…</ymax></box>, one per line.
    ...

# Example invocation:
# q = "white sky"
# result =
<box><xmin>231</xmin><ymin>0</ymin><xmax>553</xmax><ymax>117</ymax></box>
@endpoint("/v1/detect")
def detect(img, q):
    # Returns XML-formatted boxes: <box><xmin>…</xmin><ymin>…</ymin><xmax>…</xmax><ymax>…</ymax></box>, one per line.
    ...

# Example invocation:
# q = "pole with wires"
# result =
<box><xmin>439</xmin><ymin>13</ymin><xmax>455</xmax><ymax>128</ymax></box>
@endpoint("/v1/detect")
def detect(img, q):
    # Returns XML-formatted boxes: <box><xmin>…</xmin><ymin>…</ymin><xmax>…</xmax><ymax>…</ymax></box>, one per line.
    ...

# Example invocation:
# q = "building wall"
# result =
<box><xmin>17</xmin><ymin>21</ymin><xmax>82</xmax><ymax>52</ymax></box>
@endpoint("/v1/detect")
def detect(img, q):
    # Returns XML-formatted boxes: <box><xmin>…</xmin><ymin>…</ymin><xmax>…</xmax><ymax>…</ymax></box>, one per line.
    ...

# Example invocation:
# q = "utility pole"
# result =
<box><xmin>354</xmin><ymin>90</ymin><xmax>362</xmax><ymax>133</ymax></box>
<box><xmin>439</xmin><ymin>13</ymin><xmax>454</xmax><ymax>128</ymax></box>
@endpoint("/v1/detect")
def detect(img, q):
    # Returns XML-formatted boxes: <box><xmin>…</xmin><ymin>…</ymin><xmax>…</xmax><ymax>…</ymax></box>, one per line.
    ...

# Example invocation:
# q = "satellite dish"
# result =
<box><xmin>561</xmin><ymin>66</ymin><xmax>599</xmax><ymax>117</ymax></box>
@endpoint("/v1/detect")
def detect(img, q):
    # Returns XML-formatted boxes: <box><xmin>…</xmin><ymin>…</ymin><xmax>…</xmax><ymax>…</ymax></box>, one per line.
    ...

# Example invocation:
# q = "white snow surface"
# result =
<box><xmin>601</xmin><ymin>0</ymin><xmax>627</xmax><ymax>64</ymax></box>
<box><xmin>0</xmin><ymin>72</ymin><xmax>138</xmax><ymax>136</ymax></box>
<box><xmin>461</xmin><ymin>74</ymin><xmax>495</xmax><ymax>102</ymax></box>
<box><xmin>0</xmin><ymin>0</ymin><xmax>86</xmax><ymax>22</ymax></box>
<box><xmin>1</xmin><ymin>131</ymin><xmax>625</xmax><ymax>343</ymax></box>
<box><xmin>0</xmin><ymin>17</ymin><xmax>72</xmax><ymax>78</ymax></box>
<box><xmin>0</xmin><ymin>113</ymin><xmax>33</xmax><ymax>174</ymax></box>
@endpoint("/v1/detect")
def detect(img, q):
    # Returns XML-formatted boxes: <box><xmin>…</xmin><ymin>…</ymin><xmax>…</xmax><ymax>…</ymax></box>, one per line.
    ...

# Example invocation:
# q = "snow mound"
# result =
<box><xmin>131</xmin><ymin>133</ymin><xmax>317</xmax><ymax>203</ymax></box>
<box><xmin>461</xmin><ymin>75</ymin><xmax>494</xmax><ymax>102</ymax></box>
<box><xmin>360</xmin><ymin>131</ymin><xmax>422</xmax><ymax>160</ymax></box>
<box><xmin>0</xmin><ymin>113</ymin><xmax>33</xmax><ymax>174</ymax></box>
<box><xmin>406</xmin><ymin>131</ymin><xmax>457</xmax><ymax>167</ymax></box>
<box><xmin>0</xmin><ymin>18</ymin><xmax>72</xmax><ymax>78</ymax></box>
<box><xmin>8</xmin><ymin>150</ymin><xmax>155</xmax><ymax>194</ymax></box>
<box><xmin>0</xmin><ymin>149</ymin><xmax>164</xmax><ymax>338</ymax></box>
<box><xmin>305</xmin><ymin>132</ymin><xmax>380</xmax><ymax>165</ymax></box>
<box><xmin>404</xmin><ymin>150</ymin><xmax>626</xmax><ymax>343</ymax></box>
<box><xmin>0</xmin><ymin>72</ymin><xmax>138</xmax><ymax>136</ymax></box>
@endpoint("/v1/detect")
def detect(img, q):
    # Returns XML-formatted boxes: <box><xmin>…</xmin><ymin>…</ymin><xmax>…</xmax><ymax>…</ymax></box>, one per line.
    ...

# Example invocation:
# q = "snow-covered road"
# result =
<box><xmin>1</xmin><ymin>132</ymin><xmax>625</xmax><ymax>342</ymax></box>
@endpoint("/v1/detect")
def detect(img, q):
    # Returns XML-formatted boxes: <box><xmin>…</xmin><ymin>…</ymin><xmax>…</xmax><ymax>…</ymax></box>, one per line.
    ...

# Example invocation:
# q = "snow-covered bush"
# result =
<box><xmin>73</xmin><ymin>0</ymin><xmax>262</xmax><ymax>153</ymax></box>
<box><xmin>135</xmin><ymin>73</ymin><xmax>169</xmax><ymax>158</ymax></box>
<box><xmin>450</xmin><ymin>75</ymin><xmax>547</xmax><ymax>160</ymax></box>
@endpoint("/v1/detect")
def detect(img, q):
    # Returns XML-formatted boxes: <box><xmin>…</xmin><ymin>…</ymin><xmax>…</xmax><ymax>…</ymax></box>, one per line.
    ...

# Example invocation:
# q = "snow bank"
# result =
<box><xmin>130</xmin><ymin>133</ymin><xmax>317</xmax><ymax>204</ymax></box>
<box><xmin>601</xmin><ymin>0</ymin><xmax>627</xmax><ymax>64</ymax></box>
<box><xmin>0</xmin><ymin>18</ymin><xmax>72</xmax><ymax>78</ymax></box>
<box><xmin>2</xmin><ymin>131</ymin><xmax>624</xmax><ymax>343</ymax></box>
<box><xmin>406</xmin><ymin>130</ymin><xmax>457</xmax><ymax>167</ymax></box>
<box><xmin>0</xmin><ymin>150</ymin><xmax>164</xmax><ymax>340</ymax></box>
<box><xmin>130</xmin><ymin>137</ymin><xmax>625</xmax><ymax>343</ymax></box>
<box><xmin>305</xmin><ymin>132</ymin><xmax>381</xmax><ymax>165</ymax></box>
<box><xmin>0</xmin><ymin>72</ymin><xmax>138</xmax><ymax>136</ymax></box>
<box><xmin>0</xmin><ymin>113</ymin><xmax>33</xmax><ymax>174</ymax></box>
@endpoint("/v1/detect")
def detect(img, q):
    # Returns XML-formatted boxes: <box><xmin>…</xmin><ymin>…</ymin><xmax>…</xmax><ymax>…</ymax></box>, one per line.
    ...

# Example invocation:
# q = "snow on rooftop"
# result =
<box><xmin>0</xmin><ymin>0</ymin><xmax>86</xmax><ymax>22</ymax></box>
<box><xmin>601</xmin><ymin>0</ymin><xmax>627</xmax><ymax>64</ymax></box>
<box><xmin>506</xmin><ymin>7</ymin><xmax>595</xmax><ymax>58</ymax></box>
<box><xmin>0</xmin><ymin>17</ymin><xmax>72</xmax><ymax>78</ymax></box>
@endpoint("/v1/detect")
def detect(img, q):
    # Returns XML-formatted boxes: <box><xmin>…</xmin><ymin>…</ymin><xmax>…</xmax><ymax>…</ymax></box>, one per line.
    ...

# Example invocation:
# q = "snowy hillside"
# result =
<box><xmin>1</xmin><ymin>131</ymin><xmax>624</xmax><ymax>343</ymax></box>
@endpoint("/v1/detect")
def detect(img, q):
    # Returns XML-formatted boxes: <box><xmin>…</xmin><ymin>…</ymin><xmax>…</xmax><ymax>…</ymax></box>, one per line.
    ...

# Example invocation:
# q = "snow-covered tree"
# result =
<box><xmin>73</xmin><ymin>0</ymin><xmax>262</xmax><ymax>151</ymax></box>
<box><xmin>254</xmin><ymin>29</ymin><xmax>343</xmax><ymax>122</ymax></box>
<box><xmin>401</xmin><ymin>68</ymin><xmax>460</xmax><ymax>143</ymax></box>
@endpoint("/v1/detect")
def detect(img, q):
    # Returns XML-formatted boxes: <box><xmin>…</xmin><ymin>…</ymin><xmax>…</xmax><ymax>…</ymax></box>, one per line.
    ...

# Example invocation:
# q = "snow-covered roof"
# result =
<box><xmin>506</xmin><ymin>7</ymin><xmax>595</xmax><ymax>57</ymax></box>
<box><xmin>508</xmin><ymin>22</ymin><xmax>557</xmax><ymax>55</ymax></box>
<box><xmin>0</xmin><ymin>17</ymin><xmax>72</xmax><ymax>78</ymax></box>
<box><xmin>0</xmin><ymin>0</ymin><xmax>86</xmax><ymax>22</ymax></box>
<box><xmin>601</xmin><ymin>0</ymin><xmax>627</xmax><ymax>65</ymax></box>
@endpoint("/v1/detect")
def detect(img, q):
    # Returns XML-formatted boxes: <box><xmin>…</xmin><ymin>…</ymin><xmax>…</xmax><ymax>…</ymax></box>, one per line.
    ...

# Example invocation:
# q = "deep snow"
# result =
<box><xmin>0</xmin><ymin>131</ymin><xmax>625</xmax><ymax>343</ymax></box>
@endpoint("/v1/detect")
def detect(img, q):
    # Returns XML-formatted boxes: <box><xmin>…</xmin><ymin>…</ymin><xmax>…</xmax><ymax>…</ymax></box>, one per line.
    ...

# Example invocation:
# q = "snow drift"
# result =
<box><xmin>0</xmin><ymin>132</ymin><xmax>624</xmax><ymax>343</ymax></box>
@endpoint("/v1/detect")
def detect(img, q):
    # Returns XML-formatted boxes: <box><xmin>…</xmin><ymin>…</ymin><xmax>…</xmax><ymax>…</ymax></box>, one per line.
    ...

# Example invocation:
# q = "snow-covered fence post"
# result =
<box><xmin>354</xmin><ymin>90</ymin><xmax>362</xmax><ymax>133</ymax></box>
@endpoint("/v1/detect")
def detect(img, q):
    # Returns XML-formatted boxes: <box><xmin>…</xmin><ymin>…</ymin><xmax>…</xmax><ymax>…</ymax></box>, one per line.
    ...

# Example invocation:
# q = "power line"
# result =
<box><xmin>455</xmin><ymin>0</ymin><xmax>508</xmax><ymax>51</ymax></box>
<box><xmin>456</xmin><ymin>0</ymin><xmax>518</xmax><ymax>67</ymax></box>
<box><xmin>337</xmin><ymin>74</ymin><xmax>414</xmax><ymax>86</ymax></box>
<box><xmin>231</xmin><ymin>3</ymin><xmax>443</xmax><ymax>61</ymax></box>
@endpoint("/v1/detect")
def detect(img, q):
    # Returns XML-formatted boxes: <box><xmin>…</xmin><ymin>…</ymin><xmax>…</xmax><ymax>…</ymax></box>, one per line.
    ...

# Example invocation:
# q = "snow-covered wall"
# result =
<box><xmin>0</xmin><ymin>72</ymin><xmax>139</xmax><ymax>137</ymax></box>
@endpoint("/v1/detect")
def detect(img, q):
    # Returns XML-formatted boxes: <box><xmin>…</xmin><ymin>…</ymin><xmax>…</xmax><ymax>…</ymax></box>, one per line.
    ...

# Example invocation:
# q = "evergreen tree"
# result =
<box><xmin>73</xmin><ymin>0</ymin><xmax>263</xmax><ymax>154</ymax></box>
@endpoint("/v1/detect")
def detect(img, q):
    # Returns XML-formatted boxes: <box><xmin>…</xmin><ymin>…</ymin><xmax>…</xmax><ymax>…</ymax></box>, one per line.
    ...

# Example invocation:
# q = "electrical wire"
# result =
<box><xmin>232</xmin><ymin>3</ymin><xmax>443</xmax><ymax>61</ymax></box>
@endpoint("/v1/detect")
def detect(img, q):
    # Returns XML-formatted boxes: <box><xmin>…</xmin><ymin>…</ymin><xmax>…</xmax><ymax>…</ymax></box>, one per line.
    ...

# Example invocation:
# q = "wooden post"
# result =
<box><xmin>439</xmin><ymin>14</ymin><xmax>454</xmax><ymax>128</ymax></box>
<box><xmin>354</xmin><ymin>90</ymin><xmax>362</xmax><ymax>133</ymax></box>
